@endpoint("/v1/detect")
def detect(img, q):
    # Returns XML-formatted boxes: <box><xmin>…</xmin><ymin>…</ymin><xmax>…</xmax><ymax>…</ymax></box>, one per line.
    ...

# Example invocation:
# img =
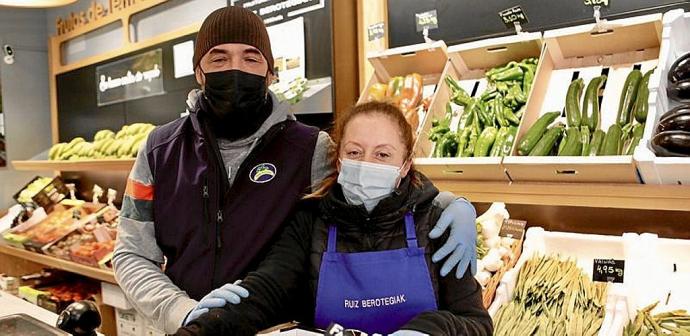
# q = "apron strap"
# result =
<box><xmin>327</xmin><ymin>225</ymin><xmax>337</xmax><ymax>252</ymax></box>
<box><xmin>404</xmin><ymin>212</ymin><xmax>418</xmax><ymax>248</ymax></box>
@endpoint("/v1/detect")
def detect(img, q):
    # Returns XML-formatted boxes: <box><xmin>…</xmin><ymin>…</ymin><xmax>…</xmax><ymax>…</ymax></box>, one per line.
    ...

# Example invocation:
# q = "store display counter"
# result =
<box><xmin>0</xmin><ymin>290</ymin><xmax>58</xmax><ymax>326</ymax></box>
<box><xmin>12</xmin><ymin>159</ymin><xmax>135</xmax><ymax>172</ymax></box>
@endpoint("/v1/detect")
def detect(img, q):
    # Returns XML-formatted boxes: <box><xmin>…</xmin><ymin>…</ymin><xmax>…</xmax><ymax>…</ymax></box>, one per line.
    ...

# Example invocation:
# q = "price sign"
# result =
<box><xmin>499</xmin><ymin>219</ymin><xmax>527</xmax><ymax>240</ymax></box>
<box><xmin>593</xmin><ymin>259</ymin><xmax>625</xmax><ymax>283</ymax></box>
<box><xmin>367</xmin><ymin>22</ymin><xmax>385</xmax><ymax>42</ymax></box>
<box><xmin>415</xmin><ymin>10</ymin><xmax>439</xmax><ymax>32</ymax></box>
<box><xmin>499</xmin><ymin>5</ymin><xmax>529</xmax><ymax>29</ymax></box>
<box><xmin>584</xmin><ymin>0</ymin><xmax>610</xmax><ymax>7</ymax></box>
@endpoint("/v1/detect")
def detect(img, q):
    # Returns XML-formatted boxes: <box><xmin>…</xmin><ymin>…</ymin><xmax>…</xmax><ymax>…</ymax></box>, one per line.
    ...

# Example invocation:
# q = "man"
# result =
<box><xmin>113</xmin><ymin>6</ymin><xmax>477</xmax><ymax>334</ymax></box>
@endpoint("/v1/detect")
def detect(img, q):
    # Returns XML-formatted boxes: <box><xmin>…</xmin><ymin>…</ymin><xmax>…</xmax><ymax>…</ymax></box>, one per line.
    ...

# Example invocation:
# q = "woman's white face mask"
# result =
<box><xmin>337</xmin><ymin>159</ymin><xmax>402</xmax><ymax>212</ymax></box>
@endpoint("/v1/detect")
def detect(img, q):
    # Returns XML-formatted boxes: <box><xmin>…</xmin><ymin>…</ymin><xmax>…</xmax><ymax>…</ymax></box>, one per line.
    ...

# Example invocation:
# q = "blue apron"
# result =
<box><xmin>313</xmin><ymin>212</ymin><xmax>438</xmax><ymax>335</ymax></box>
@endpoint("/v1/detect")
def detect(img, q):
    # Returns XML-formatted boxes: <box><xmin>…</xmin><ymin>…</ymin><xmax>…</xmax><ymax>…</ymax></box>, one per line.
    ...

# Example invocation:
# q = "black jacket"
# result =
<box><xmin>176</xmin><ymin>172</ymin><xmax>493</xmax><ymax>336</ymax></box>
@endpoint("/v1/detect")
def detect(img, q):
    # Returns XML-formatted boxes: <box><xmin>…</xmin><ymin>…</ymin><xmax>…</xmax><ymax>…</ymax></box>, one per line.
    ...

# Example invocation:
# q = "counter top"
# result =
<box><xmin>0</xmin><ymin>290</ymin><xmax>58</xmax><ymax>326</ymax></box>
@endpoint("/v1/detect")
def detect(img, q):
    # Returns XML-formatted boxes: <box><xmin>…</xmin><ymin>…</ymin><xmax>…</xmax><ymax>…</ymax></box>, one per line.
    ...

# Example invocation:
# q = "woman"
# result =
<box><xmin>176</xmin><ymin>102</ymin><xmax>492</xmax><ymax>335</ymax></box>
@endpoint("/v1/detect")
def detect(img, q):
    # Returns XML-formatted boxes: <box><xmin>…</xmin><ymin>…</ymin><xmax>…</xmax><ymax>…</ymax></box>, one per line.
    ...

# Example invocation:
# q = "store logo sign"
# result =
<box><xmin>249</xmin><ymin>163</ymin><xmax>277</xmax><ymax>184</ymax></box>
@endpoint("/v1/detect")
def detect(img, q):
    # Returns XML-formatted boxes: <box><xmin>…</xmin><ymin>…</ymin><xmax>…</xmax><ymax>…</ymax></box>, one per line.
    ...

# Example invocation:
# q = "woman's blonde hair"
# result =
<box><xmin>305</xmin><ymin>101</ymin><xmax>417</xmax><ymax>199</ymax></box>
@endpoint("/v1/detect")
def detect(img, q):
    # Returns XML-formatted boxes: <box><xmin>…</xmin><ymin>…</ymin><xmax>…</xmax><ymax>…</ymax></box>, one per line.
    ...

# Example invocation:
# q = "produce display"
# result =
<box><xmin>270</xmin><ymin>77</ymin><xmax>309</xmax><ymax>105</ymax></box>
<box><xmin>48</xmin><ymin>123</ymin><xmax>155</xmax><ymax>160</ymax></box>
<box><xmin>428</xmin><ymin>57</ymin><xmax>538</xmax><ymax>158</ymax></box>
<box><xmin>493</xmin><ymin>254</ymin><xmax>608</xmax><ymax>336</ymax></box>
<box><xmin>518</xmin><ymin>68</ymin><xmax>653</xmax><ymax>156</ymax></box>
<box><xmin>366</xmin><ymin>73</ymin><xmax>431</xmax><ymax>131</ymax></box>
<box><xmin>14</xmin><ymin>177</ymin><xmax>52</xmax><ymax>204</ymax></box>
<box><xmin>473</xmin><ymin>203</ymin><xmax>518</xmax><ymax>288</ymax></box>
<box><xmin>651</xmin><ymin>52</ymin><xmax>690</xmax><ymax>157</ymax></box>
<box><xmin>623</xmin><ymin>301</ymin><xmax>690</xmax><ymax>335</ymax></box>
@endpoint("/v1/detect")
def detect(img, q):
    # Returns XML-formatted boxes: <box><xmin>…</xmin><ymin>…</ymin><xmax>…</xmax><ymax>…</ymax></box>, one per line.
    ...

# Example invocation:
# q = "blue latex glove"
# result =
<box><xmin>429</xmin><ymin>198</ymin><xmax>478</xmax><ymax>278</ymax></box>
<box><xmin>182</xmin><ymin>280</ymin><xmax>249</xmax><ymax>326</ymax></box>
<box><xmin>388</xmin><ymin>330</ymin><xmax>429</xmax><ymax>336</ymax></box>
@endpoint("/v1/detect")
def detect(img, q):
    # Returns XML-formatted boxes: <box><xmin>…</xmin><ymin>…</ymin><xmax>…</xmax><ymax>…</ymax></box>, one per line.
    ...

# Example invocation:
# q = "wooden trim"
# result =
<box><xmin>12</xmin><ymin>159</ymin><xmax>135</xmax><ymax>172</ymax></box>
<box><xmin>0</xmin><ymin>243</ymin><xmax>116</xmax><ymax>283</ymax></box>
<box><xmin>331</xmin><ymin>0</ymin><xmax>359</xmax><ymax>117</ymax></box>
<box><xmin>432</xmin><ymin>180</ymin><xmax>690</xmax><ymax>212</ymax></box>
<box><xmin>356</xmin><ymin>0</ymin><xmax>388</xmax><ymax>92</ymax></box>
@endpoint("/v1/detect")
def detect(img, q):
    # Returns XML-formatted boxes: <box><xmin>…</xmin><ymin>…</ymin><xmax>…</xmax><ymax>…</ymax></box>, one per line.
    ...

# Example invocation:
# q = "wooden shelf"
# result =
<box><xmin>433</xmin><ymin>180</ymin><xmax>690</xmax><ymax>212</ymax></box>
<box><xmin>12</xmin><ymin>159</ymin><xmax>134</xmax><ymax>172</ymax></box>
<box><xmin>0</xmin><ymin>243</ymin><xmax>116</xmax><ymax>283</ymax></box>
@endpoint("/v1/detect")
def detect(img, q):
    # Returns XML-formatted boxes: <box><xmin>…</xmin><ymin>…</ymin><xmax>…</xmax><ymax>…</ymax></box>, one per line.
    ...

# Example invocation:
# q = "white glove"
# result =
<box><xmin>182</xmin><ymin>280</ymin><xmax>249</xmax><ymax>326</ymax></box>
<box><xmin>388</xmin><ymin>330</ymin><xmax>429</xmax><ymax>336</ymax></box>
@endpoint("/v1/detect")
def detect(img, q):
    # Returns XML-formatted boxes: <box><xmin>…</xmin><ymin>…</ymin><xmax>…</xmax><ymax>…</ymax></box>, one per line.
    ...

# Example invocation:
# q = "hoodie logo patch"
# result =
<box><xmin>249</xmin><ymin>163</ymin><xmax>277</xmax><ymax>184</ymax></box>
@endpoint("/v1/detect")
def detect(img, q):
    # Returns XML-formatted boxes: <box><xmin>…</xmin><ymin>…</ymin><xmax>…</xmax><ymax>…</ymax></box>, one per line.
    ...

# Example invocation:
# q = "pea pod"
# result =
<box><xmin>566</xmin><ymin>78</ymin><xmax>585</xmax><ymax>128</ymax></box>
<box><xmin>517</xmin><ymin>111</ymin><xmax>561</xmax><ymax>155</ymax></box>
<box><xmin>633</xmin><ymin>68</ymin><xmax>655</xmax><ymax>123</ymax></box>
<box><xmin>474</xmin><ymin>127</ymin><xmax>498</xmax><ymax>157</ymax></box>
<box><xmin>616</xmin><ymin>70</ymin><xmax>642</xmax><ymax>126</ymax></box>
<box><xmin>529</xmin><ymin>124</ymin><xmax>565</xmax><ymax>156</ymax></box>
<box><xmin>583</xmin><ymin>75</ymin><xmax>607</xmax><ymax>131</ymax></box>
<box><xmin>501</xmin><ymin>126</ymin><xmax>519</xmax><ymax>156</ymax></box>
<box><xmin>589</xmin><ymin>129</ymin><xmax>606</xmax><ymax>156</ymax></box>
<box><xmin>600</xmin><ymin>124</ymin><xmax>623</xmax><ymax>156</ymax></box>
<box><xmin>490</xmin><ymin>127</ymin><xmax>510</xmax><ymax>157</ymax></box>
<box><xmin>625</xmin><ymin>123</ymin><xmax>645</xmax><ymax>155</ymax></box>
<box><xmin>559</xmin><ymin>127</ymin><xmax>583</xmax><ymax>156</ymax></box>
<box><xmin>581</xmin><ymin>126</ymin><xmax>591</xmax><ymax>156</ymax></box>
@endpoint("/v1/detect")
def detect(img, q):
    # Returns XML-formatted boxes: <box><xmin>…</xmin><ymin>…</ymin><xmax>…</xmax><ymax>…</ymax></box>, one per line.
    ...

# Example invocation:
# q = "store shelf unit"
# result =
<box><xmin>12</xmin><ymin>159</ymin><xmax>135</xmax><ymax>172</ymax></box>
<box><xmin>0</xmin><ymin>243</ymin><xmax>115</xmax><ymax>284</ymax></box>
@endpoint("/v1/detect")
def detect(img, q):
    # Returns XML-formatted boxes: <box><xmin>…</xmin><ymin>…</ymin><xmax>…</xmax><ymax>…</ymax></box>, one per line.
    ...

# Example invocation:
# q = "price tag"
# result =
<box><xmin>367</xmin><ymin>22</ymin><xmax>385</xmax><ymax>42</ymax></box>
<box><xmin>499</xmin><ymin>5</ymin><xmax>529</xmax><ymax>29</ymax></box>
<box><xmin>593</xmin><ymin>259</ymin><xmax>625</xmax><ymax>283</ymax></box>
<box><xmin>415</xmin><ymin>10</ymin><xmax>438</xmax><ymax>32</ymax></box>
<box><xmin>584</xmin><ymin>0</ymin><xmax>610</xmax><ymax>7</ymax></box>
<box><xmin>499</xmin><ymin>219</ymin><xmax>527</xmax><ymax>240</ymax></box>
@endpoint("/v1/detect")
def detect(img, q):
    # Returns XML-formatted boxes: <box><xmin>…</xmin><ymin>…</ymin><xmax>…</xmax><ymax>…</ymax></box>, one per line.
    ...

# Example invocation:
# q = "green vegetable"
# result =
<box><xmin>589</xmin><ymin>130</ymin><xmax>606</xmax><ymax>156</ymax></box>
<box><xmin>529</xmin><ymin>124</ymin><xmax>565</xmax><ymax>156</ymax></box>
<box><xmin>491</xmin><ymin>67</ymin><xmax>524</xmax><ymax>82</ymax></box>
<box><xmin>625</xmin><ymin>123</ymin><xmax>645</xmax><ymax>155</ymax></box>
<box><xmin>616</xmin><ymin>70</ymin><xmax>642</xmax><ymax>126</ymax></box>
<box><xmin>583</xmin><ymin>75</ymin><xmax>607</xmax><ymax>131</ymax></box>
<box><xmin>490</xmin><ymin>127</ymin><xmax>510</xmax><ymax>157</ymax></box>
<box><xmin>494</xmin><ymin>95</ymin><xmax>509</xmax><ymax>127</ymax></box>
<box><xmin>457</xmin><ymin>99</ymin><xmax>477</xmax><ymax>130</ymax></box>
<box><xmin>581</xmin><ymin>126</ymin><xmax>591</xmax><ymax>156</ymax></box>
<box><xmin>501</xmin><ymin>127</ymin><xmax>518</xmax><ymax>156</ymax></box>
<box><xmin>600</xmin><ymin>124</ymin><xmax>623</xmax><ymax>155</ymax></box>
<box><xmin>504</xmin><ymin>106</ymin><xmax>521</xmax><ymax>126</ymax></box>
<box><xmin>558</xmin><ymin>131</ymin><xmax>568</xmax><ymax>155</ymax></box>
<box><xmin>522</xmin><ymin>64</ymin><xmax>536</xmax><ymax>94</ymax></box>
<box><xmin>633</xmin><ymin>68</ymin><xmax>655</xmax><ymax>123</ymax></box>
<box><xmin>517</xmin><ymin>111</ymin><xmax>561</xmax><ymax>155</ymax></box>
<box><xmin>463</xmin><ymin>128</ymin><xmax>479</xmax><ymax>157</ymax></box>
<box><xmin>559</xmin><ymin>127</ymin><xmax>583</xmax><ymax>156</ymax></box>
<box><xmin>440</xmin><ymin>132</ymin><xmax>459</xmax><ymax>157</ymax></box>
<box><xmin>566</xmin><ymin>78</ymin><xmax>585</xmax><ymax>128</ymax></box>
<box><xmin>474</xmin><ymin>127</ymin><xmax>498</xmax><ymax>157</ymax></box>
<box><xmin>456</xmin><ymin>127</ymin><xmax>472</xmax><ymax>157</ymax></box>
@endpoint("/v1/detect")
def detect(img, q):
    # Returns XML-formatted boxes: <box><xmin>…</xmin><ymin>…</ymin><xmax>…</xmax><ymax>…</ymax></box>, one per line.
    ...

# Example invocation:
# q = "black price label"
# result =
<box><xmin>499</xmin><ymin>5</ymin><xmax>529</xmax><ymax>29</ymax></box>
<box><xmin>415</xmin><ymin>10</ymin><xmax>439</xmax><ymax>32</ymax></box>
<box><xmin>584</xmin><ymin>0</ymin><xmax>610</xmax><ymax>7</ymax></box>
<box><xmin>593</xmin><ymin>259</ymin><xmax>625</xmax><ymax>283</ymax></box>
<box><xmin>499</xmin><ymin>219</ymin><xmax>527</xmax><ymax>240</ymax></box>
<box><xmin>367</xmin><ymin>22</ymin><xmax>385</xmax><ymax>42</ymax></box>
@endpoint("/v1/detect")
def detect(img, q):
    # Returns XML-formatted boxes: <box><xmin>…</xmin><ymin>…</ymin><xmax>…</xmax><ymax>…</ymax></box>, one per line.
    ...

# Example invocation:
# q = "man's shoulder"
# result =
<box><xmin>147</xmin><ymin>115</ymin><xmax>195</xmax><ymax>151</ymax></box>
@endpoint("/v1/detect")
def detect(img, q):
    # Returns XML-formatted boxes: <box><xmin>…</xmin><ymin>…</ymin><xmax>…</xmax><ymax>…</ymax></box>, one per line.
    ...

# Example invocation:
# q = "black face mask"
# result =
<box><xmin>200</xmin><ymin>69</ymin><xmax>272</xmax><ymax>140</ymax></box>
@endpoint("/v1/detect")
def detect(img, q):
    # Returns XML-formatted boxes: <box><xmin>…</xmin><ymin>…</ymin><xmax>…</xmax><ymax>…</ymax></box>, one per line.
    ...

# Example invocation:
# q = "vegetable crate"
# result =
<box><xmin>414</xmin><ymin>33</ymin><xmax>543</xmax><ymax>181</ymax></box>
<box><xmin>503</xmin><ymin>14</ymin><xmax>663</xmax><ymax>183</ymax></box>
<box><xmin>635</xmin><ymin>10</ymin><xmax>690</xmax><ymax>185</ymax></box>
<box><xmin>359</xmin><ymin>40</ymin><xmax>448</xmax><ymax>137</ymax></box>
<box><xmin>489</xmin><ymin>228</ymin><xmax>637</xmax><ymax>336</ymax></box>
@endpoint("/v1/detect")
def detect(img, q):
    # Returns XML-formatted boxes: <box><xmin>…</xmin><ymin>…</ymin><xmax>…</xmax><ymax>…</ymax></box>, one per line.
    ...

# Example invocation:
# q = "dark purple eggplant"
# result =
<box><xmin>668</xmin><ymin>52</ymin><xmax>690</xmax><ymax>84</ymax></box>
<box><xmin>667</xmin><ymin>80</ymin><xmax>690</xmax><ymax>103</ymax></box>
<box><xmin>651</xmin><ymin>130</ymin><xmax>690</xmax><ymax>156</ymax></box>
<box><xmin>657</xmin><ymin>105</ymin><xmax>690</xmax><ymax>133</ymax></box>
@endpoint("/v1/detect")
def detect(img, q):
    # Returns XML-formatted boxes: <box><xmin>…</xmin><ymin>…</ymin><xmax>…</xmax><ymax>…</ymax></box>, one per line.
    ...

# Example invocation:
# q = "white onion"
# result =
<box><xmin>475</xmin><ymin>271</ymin><xmax>492</xmax><ymax>287</ymax></box>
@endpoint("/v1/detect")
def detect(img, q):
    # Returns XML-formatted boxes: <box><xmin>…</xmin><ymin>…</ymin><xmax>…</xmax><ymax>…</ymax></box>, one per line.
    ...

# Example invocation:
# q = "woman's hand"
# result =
<box><xmin>429</xmin><ymin>198</ymin><xmax>478</xmax><ymax>278</ymax></box>
<box><xmin>182</xmin><ymin>280</ymin><xmax>249</xmax><ymax>326</ymax></box>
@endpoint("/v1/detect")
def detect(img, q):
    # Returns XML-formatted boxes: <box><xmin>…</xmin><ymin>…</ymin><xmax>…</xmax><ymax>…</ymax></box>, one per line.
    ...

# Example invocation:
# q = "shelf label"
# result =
<box><xmin>367</xmin><ymin>22</ymin><xmax>385</xmax><ymax>42</ymax></box>
<box><xmin>593</xmin><ymin>259</ymin><xmax>625</xmax><ymax>283</ymax></box>
<box><xmin>584</xmin><ymin>0</ymin><xmax>610</xmax><ymax>7</ymax></box>
<box><xmin>499</xmin><ymin>5</ymin><xmax>529</xmax><ymax>29</ymax></box>
<box><xmin>499</xmin><ymin>219</ymin><xmax>527</xmax><ymax>240</ymax></box>
<box><xmin>415</xmin><ymin>10</ymin><xmax>438</xmax><ymax>32</ymax></box>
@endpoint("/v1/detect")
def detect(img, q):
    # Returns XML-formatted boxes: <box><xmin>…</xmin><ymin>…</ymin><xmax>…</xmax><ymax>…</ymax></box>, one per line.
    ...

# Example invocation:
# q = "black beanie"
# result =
<box><xmin>193</xmin><ymin>6</ymin><xmax>274</xmax><ymax>73</ymax></box>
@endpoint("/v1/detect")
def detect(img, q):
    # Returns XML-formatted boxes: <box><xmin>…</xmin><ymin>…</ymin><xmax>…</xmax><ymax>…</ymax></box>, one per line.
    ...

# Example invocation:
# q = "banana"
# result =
<box><xmin>94</xmin><ymin>129</ymin><xmax>115</xmax><ymax>142</ymax></box>
<box><xmin>49</xmin><ymin>143</ymin><xmax>65</xmax><ymax>160</ymax></box>
<box><xmin>108</xmin><ymin>139</ymin><xmax>124</xmax><ymax>156</ymax></box>
<box><xmin>100</xmin><ymin>138</ymin><xmax>115</xmax><ymax>153</ymax></box>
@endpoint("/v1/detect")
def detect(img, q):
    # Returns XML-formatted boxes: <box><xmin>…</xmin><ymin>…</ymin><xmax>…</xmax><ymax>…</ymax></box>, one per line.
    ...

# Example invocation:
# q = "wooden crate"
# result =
<box><xmin>414</xmin><ymin>33</ymin><xmax>543</xmax><ymax>181</ymax></box>
<box><xmin>503</xmin><ymin>14</ymin><xmax>663</xmax><ymax>183</ymax></box>
<box><xmin>359</xmin><ymin>40</ymin><xmax>448</xmax><ymax>138</ymax></box>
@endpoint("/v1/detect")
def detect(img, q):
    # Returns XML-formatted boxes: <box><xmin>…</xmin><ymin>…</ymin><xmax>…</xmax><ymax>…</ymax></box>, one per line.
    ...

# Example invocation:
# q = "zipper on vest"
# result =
<box><xmin>216</xmin><ymin>210</ymin><xmax>223</xmax><ymax>249</ymax></box>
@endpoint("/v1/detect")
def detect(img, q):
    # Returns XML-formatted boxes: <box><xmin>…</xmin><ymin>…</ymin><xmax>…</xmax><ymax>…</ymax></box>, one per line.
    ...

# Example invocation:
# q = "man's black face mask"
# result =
<box><xmin>200</xmin><ymin>69</ymin><xmax>272</xmax><ymax>141</ymax></box>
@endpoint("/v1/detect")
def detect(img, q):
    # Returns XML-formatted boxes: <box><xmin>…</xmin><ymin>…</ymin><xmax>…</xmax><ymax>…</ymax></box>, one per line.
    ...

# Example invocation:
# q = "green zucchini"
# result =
<box><xmin>529</xmin><ymin>124</ymin><xmax>565</xmax><ymax>156</ymax></box>
<box><xmin>566</xmin><ymin>78</ymin><xmax>585</xmax><ymax>128</ymax></box>
<box><xmin>626</xmin><ymin>123</ymin><xmax>645</xmax><ymax>155</ymax></box>
<box><xmin>583</xmin><ymin>75</ymin><xmax>607</xmax><ymax>131</ymax></box>
<box><xmin>600</xmin><ymin>124</ymin><xmax>623</xmax><ymax>156</ymax></box>
<box><xmin>589</xmin><ymin>129</ymin><xmax>606</xmax><ymax>156</ymax></box>
<box><xmin>633</xmin><ymin>68</ymin><xmax>655</xmax><ymax>123</ymax></box>
<box><xmin>517</xmin><ymin>111</ymin><xmax>561</xmax><ymax>155</ymax></box>
<box><xmin>617</xmin><ymin>70</ymin><xmax>642</xmax><ymax>126</ymax></box>
<box><xmin>559</xmin><ymin>127</ymin><xmax>583</xmax><ymax>156</ymax></box>
<box><xmin>581</xmin><ymin>126</ymin><xmax>591</xmax><ymax>156</ymax></box>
